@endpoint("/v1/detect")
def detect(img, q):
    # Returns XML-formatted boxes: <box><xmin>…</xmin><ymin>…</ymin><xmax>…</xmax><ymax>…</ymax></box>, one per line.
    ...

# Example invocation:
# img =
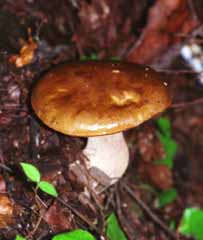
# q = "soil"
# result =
<box><xmin>0</xmin><ymin>1</ymin><xmax>203</xmax><ymax>239</ymax></box>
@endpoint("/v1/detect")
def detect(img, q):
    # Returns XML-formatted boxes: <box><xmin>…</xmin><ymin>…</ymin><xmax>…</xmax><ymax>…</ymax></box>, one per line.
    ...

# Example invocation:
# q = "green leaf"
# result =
<box><xmin>90</xmin><ymin>53</ymin><xmax>98</xmax><ymax>60</ymax></box>
<box><xmin>110</xmin><ymin>56</ymin><xmax>121</xmax><ymax>61</ymax></box>
<box><xmin>179</xmin><ymin>208</ymin><xmax>203</xmax><ymax>240</ymax></box>
<box><xmin>38</xmin><ymin>181</ymin><xmax>58</xmax><ymax>197</ymax></box>
<box><xmin>159</xmin><ymin>134</ymin><xmax>178</xmax><ymax>160</ymax></box>
<box><xmin>20</xmin><ymin>162</ymin><xmax>41</xmax><ymax>183</ymax></box>
<box><xmin>52</xmin><ymin>229</ymin><xmax>96</xmax><ymax>240</ymax></box>
<box><xmin>106</xmin><ymin>213</ymin><xmax>127</xmax><ymax>240</ymax></box>
<box><xmin>179</xmin><ymin>208</ymin><xmax>198</xmax><ymax>235</ymax></box>
<box><xmin>155</xmin><ymin>117</ymin><xmax>178</xmax><ymax>169</ymax></box>
<box><xmin>80</xmin><ymin>53</ymin><xmax>98</xmax><ymax>61</ymax></box>
<box><xmin>15</xmin><ymin>235</ymin><xmax>26</xmax><ymax>240</ymax></box>
<box><xmin>156</xmin><ymin>117</ymin><xmax>171</xmax><ymax>137</ymax></box>
<box><xmin>169</xmin><ymin>220</ymin><xmax>176</xmax><ymax>230</ymax></box>
<box><xmin>157</xmin><ymin>188</ymin><xmax>178</xmax><ymax>208</ymax></box>
<box><xmin>156</xmin><ymin>132</ymin><xmax>177</xmax><ymax>169</ymax></box>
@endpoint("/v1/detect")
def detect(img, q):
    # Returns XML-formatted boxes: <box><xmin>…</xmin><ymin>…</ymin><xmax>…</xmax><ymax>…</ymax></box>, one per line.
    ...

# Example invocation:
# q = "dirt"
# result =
<box><xmin>0</xmin><ymin>0</ymin><xmax>203</xmax><ymax>239</ymax></box>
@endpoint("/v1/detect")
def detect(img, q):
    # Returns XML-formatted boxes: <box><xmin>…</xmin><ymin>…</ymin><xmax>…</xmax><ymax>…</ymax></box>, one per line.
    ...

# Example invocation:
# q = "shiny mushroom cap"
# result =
<box><xmin>31</xmin><ymin>61</ymin><xmax>171</xmax><ymax>136</ymax></box>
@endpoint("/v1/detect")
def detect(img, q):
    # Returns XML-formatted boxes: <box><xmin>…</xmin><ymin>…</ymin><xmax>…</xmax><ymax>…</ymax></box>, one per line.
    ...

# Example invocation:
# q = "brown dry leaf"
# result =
<box><xmin>0</xmin><ymin>194</ymin><xmax>13</xmax><ymax>228</ymax></box>
<box><xmin>0</xmin><ymin>176</ymin><xmax>6</xmax><ymax>193</ymax></box>
<box><xmin>140</xmin><ymin>163</ymin><xmax>173</xmax><ymax>190</ymax></box>
<box><xmin>44</xmin><ymin>201</ymin><xmax>75</xmax><ymax>232</ymax></box>
<box><xmin>189</xmin><ymin>117</ymin><xmax>203</xmax><ymax>127</ymax></box>
<box><xmin>137</xmin><ymin>128</ymin><xmax>165</xmax><ymax>163</ymax></box>
<box><xmin>0</xmin><ymin>113</ymin><xmax>13</xmax><ymax>126</ymax></box>
<box><xmin>9</xmin><ymin>29</ymin><xmax>37</xmax><ymax>68</ymax></box>
<box><xmin>127</xmin><ymin>0</ymin><xmax>198</xmax><ymax>64</ymax></box>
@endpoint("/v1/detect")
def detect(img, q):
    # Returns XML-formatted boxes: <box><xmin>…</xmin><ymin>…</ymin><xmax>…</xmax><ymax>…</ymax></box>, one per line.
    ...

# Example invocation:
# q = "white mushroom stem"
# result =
<box><xmin>83</xmin><ymin>132</ymin><xmax>129</xmax><ymax>185</ymax></box>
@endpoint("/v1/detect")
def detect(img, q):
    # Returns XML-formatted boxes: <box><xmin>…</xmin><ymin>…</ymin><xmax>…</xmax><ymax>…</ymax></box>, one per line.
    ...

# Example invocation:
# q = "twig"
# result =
<box><xmin>171</xmin><ymin>97</ymin><xmax>203</xmax><ymax>109</ymax></box>
<box><xmin>35</xmin><ymin>194</ymin><xmax>48</xmax><ymax>209</ymax></box>
<box><xmin>104</xmin><ymin>185</ymin><xmax>117</xmax><ymax>210</ymax></box>
<box><xmin>187</xmin><ymin>0</ymin><xmax>202</xmax><ymax>27</ymax></box>
<box><xmin>90</xmin><ymin>190</ymin><xmax>106</xmax><ymax>234</ymax></box>
<box><xmin>29</xmin><ymin>116</ymin><xmax>40</xmax><ymax>160</ymax></box>
<box><xmin>150</xmin><ymin>67</ymin><xmax>203</xmax><ymax>74</ymax></box>
<box><xmin>0</xmin><ymin>107</ymin><xmax>28</xmax><ymax>112</ymax></box>
<box><xmin>0</xmin><ymin>163</ymin><xmax>12</xmax><ymax>172</ymax></box>
<box><xmin>121</xmin><ymin>182</ymin><xmax>178</xmax><ymax>239</ymax></box>
<box><xmin>115</xmin><ymin>185</ymin><xmax>136</xmax><ymax>240</ymax></box>
<box><xmin>28</xmin><ymin>214</ymin><xmax>44</xmax><ymax>240</ymax></box>
<box><xmin>27</xmin><ymin>192</ymin><xmax>48</xmax><ymax>240</ymax></box>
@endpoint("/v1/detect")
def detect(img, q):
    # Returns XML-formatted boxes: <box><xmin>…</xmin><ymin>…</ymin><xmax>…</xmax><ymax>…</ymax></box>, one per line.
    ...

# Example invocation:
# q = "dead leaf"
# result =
<box><xmin>127</xmin><ymin>0</ymin><xmax>198</xmax><ymax>64</ymax></box>
<box><xmin>140</xmin><ymin>163</ymin><xmax>173</xmax><ymax>190</ymax></box>
<box><xmin>137</xmin><ymin>128</ymin><xmax>165</xmax><ymax>163</ymax></box>
<box><xmin>0</xmin><ymin>194</ymin><xmax>13</xmax><ymax>228</ymax></box>
<box><xmin>0</xmin><ymin>176</ymin><xmax>6</xmax><ymax>193</ymax></box>
<box><xmin>9</xmin><ymin>28</ymin><xmax>37</xmax><ymax>68</ymax></box>
<box><xmin>44</xmin><ymin>201</ymin><xmax>75</xmax><ymax>232</ymax></box>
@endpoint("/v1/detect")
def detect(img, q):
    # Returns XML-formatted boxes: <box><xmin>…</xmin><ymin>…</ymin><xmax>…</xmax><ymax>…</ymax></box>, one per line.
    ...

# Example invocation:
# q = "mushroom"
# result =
<box><xmin>31</xmin><ymin>61</ymin><xmax>171</xmax><ymax>187</ymax></box>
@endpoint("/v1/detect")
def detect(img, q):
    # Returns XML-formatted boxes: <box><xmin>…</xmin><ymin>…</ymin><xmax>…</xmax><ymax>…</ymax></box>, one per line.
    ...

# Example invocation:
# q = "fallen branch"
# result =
<box><xmin>121</xmin><ymin>181</ymin><xmax>178</xmax><ymax>239</ymax></box>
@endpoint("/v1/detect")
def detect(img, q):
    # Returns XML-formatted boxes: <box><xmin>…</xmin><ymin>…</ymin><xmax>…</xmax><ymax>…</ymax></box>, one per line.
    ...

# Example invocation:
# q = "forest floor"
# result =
<box><xmin>0</xmin><ymin>1</ymin><xmax>203</xmax><ymax>239</ymax></box>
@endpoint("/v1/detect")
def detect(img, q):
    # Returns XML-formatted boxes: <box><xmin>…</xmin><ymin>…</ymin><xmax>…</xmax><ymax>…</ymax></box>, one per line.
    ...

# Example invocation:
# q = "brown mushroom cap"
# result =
<box><xmin>31</xmin><ymin>61</ymin><xmax>171</xmax><ymax>136</ymax></box>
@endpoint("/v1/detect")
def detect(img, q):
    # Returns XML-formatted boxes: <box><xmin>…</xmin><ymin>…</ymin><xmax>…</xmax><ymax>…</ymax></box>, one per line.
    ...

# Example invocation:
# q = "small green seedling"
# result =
<box><xmin>156</xmin><ymin>188</ymin><xmax>178</xmax><ymax>208</ymax></box>
<box><xmin>178</xmin><ymin>208</ymin><xmax>203</xmax><ymax>240</ymax></box>
<box><xmin>20</xmin><ymin>164</ymin><xmax>97</xmax><ymax>239</ymax></box>
<box><xmin>156</xmin><ymin>116</ymin><xmax>178</xmax><ymax>169</ymax></box>
<box><xmin>20</xmin><ymin>162</ymin><xmax>58</xmax><ymax>197</ymax></box>
<box><xmin>52</xmin><ymin>229</ymin><xmax>96</xmax><ymax>240</ymax></box>
<box><xmin>106</xmin><ymin>213</ymin><xmax>127</xmax><ymax>240</ymax></box>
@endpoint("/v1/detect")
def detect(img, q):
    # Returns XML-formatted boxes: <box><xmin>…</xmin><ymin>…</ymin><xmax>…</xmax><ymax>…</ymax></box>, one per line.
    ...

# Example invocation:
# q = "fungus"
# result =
<box><xmin>31</xmin><ymin>61</ymin><xmax>171</xmax><ymax>187</ymax></box>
